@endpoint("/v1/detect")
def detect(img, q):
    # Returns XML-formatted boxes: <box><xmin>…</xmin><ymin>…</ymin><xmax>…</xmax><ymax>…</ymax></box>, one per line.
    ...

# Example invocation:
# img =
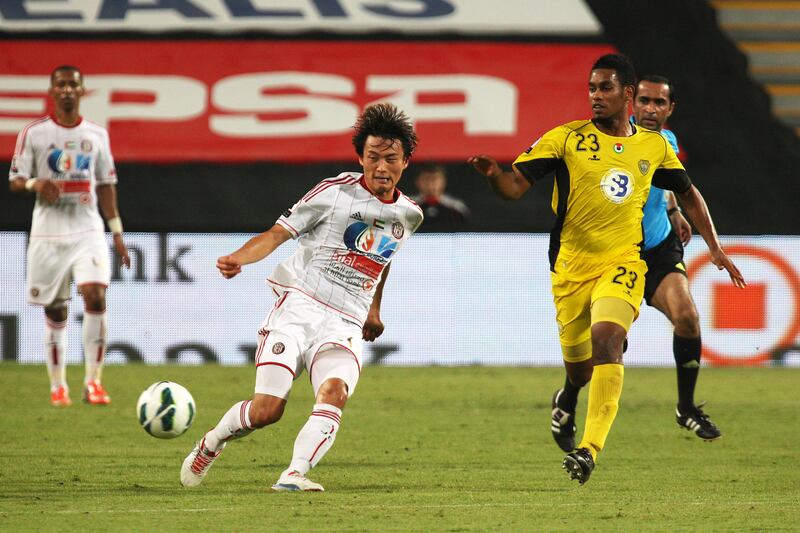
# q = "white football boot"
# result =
<box><xmin>271</xmin><ymin>469</ymin><xmax>324</xmax><ymax>492</ymax></box>
<box><xmin>181</xmin><ymin>437</ymin><xmax>225</xmax><ymax>487</ymax></box>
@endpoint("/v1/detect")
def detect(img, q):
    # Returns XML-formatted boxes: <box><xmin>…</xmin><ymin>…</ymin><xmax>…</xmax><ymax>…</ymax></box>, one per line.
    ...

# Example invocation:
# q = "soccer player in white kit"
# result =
<box><xmin>8</xmin><ymin>65</ymin><xmax>130</xmax><ymax>407</ymax></box>
<box><xmin>181</xmin><ymin>103</ymin><xmax>423</xmax><ymax>492</ymax></box>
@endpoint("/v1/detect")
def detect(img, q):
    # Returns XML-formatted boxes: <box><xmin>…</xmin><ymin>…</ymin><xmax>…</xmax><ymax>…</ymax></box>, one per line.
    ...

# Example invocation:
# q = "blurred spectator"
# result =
<box><xmin>412</xmin><ymin>164</ymin><xmax>470</xmax><ymax>232</ymax></box>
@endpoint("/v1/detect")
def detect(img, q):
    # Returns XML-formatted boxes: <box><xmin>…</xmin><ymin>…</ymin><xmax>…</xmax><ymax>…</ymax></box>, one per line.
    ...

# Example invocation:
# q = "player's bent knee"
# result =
<box><xmin>591</xmin><ymin>322</ymin><xmax>627</xmax><ymax>364</ymax></box>
<box><xmin>672</xmin><ymin>307</ymin><xmax>701</xmax><ymax>338</ymax></box>
<box><xmin>315</xmin><ymin>378</ymin><xmax>349</xmax><ymax>407</ymax></box>
<box><xmin>248</xmin><ymin>395</ymin><xmax>286</xmax><ymax>428</ymax></box>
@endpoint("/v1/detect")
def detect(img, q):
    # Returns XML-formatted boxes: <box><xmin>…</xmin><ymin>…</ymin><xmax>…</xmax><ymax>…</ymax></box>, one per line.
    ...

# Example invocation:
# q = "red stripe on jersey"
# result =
<box><xmin>302</xmin><ymin>175</ymin><xmax>356</xmax><ymax>202</ymax></box>
<box><xmin>255</xmin><ymin>361</ymin><xmax>296</xmax><ymax>378</ymax></box>
<box><xmin>59</xmin><ymin>181</ymin><xmax>91</xmax><ymax>193</ymax></box>
<box><xmin>265</xmin><ymin>282</ymin><xmax>363</xmax><ymax>325</ymax></box>
<box><xmin>302</xmin><ymin>176</ymin><xmax>358</xmax><ymax>203</ymax></box>
<box><xmin>14</xmin><ymin>116</ymin><xmax>49</xmax><ymax>158</ymax></box>
<box><xmin>276</xmin><ymin>219</ymin><xmax>300</xmax><ymax>238</ymax></box>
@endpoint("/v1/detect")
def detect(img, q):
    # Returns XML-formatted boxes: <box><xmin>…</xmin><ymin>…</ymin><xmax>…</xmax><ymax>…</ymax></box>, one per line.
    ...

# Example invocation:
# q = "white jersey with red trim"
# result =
<box><xmin>9</xmin><ymin>116</ymin><xmax>117</xmax><ymax>240</ymax></box>
<box><xmin>271</xmin><ymin>172</ymin><xmax>423</xmax><ymax>326</ymax></box>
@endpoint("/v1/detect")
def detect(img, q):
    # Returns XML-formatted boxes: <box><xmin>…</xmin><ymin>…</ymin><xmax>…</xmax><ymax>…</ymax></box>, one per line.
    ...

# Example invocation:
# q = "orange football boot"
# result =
<box><xmin>83</xmin><ymin>380</ymin><xmax>111</xmax><ymax>405</ymax></box>
<box><xmin>50</xmin><ymin>385</ymin><xmax>72</xmax><ymax>407</ymax></box>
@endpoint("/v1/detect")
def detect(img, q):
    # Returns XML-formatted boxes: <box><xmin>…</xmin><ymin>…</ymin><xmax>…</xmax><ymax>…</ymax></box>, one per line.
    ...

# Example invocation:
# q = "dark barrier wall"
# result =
<box><xmin>586</xmin><ymin>0</ymin><xmax>800</xmax><ymax>234</ymax></box>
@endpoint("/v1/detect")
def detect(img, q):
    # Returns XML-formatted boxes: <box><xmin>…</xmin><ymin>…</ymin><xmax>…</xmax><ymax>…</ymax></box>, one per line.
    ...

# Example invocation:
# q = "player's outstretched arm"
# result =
<box><xmin>468</xmin><ymin>155</ymin><xmax>531</xmax><ymax>200</ymax></box>
<box><xmin>363</xmin><ymin>264</ymin><xmax>390</xmax><ymax>342</ymax></box>
<box><xmin>217</xmin><ymin>224</ymin><xmax>292</xmax><ymax>279</ymax></box>
<box><xmin>678</xmin><ymin>185</ymin><xmax>746</xmax><ymax>288</ymax></box>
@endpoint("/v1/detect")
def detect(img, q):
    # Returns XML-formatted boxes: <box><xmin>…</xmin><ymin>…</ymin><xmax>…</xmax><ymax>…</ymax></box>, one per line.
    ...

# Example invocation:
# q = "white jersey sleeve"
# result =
<box><xmin>9</xmin><ymin>118</ymin><xmax>39</xmax><ymax>180</ymax></box>
<box><xmin>275</xmin><ymin>177</ymin><xmax>340</xmax><ymax>238</ymax></box>
<box><xmin>94</xmin><ymin>128</ymin><xmax>118</xmax><ymax>185</ymax></box>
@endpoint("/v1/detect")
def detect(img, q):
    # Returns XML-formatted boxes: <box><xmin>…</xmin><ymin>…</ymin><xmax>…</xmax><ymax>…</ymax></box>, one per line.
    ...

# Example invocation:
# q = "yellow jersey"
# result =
<box><xmin>513</xmin><ymin>120</ymin><xmax>686</xmax><ymax>281</ymax></box>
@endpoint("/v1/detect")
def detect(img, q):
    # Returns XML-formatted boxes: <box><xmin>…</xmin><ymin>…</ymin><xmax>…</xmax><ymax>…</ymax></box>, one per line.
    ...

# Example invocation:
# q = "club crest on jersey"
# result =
<box><xmin>81</xmin><ymin>140</ymin><xmax>93</xmax><ymax>152</ymax></box>
<box><xmin>599</xmin><ymin>168</ymin><xmax>635</xmax><ymax>204</ymax></box>
<box><xmin>272</xmin><ymin>342</ymin><xmax>285</xmax><ymax>355</ymax></box>
<box><xmin>392</xmin><ymin>221</ymin><xmax>404</xmax><ymax>239</ymax></box>
<box><xmin>638</xmin><ymin>159</ymin><xmax>651</xmax><ymax>175</ymax></box>
<box><xmin>613</xmin><ymin>143</ymin><xmax>624</xmax><ymax>153</ymax></box>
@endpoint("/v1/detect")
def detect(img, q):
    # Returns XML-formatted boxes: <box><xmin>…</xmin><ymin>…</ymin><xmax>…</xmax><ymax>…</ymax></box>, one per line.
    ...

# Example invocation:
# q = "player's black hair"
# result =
<box><xmin>352</xmin><ymin>103</ymin><xmax>418</xmax><ymax>159</ymax></box>
<box><xmin>638</xmin><ymin>74</ymin><xmax>676</xmax><ymax>103</ymax></box>
<box><xmin>591</xmin><ymin>54</ymin><xmax>636</xmax><ymax>89</ymax></box>
<box><xmin>50</xmin><ymin>65</ymin><xmax>83</xmax><ymax>84</ymax></box>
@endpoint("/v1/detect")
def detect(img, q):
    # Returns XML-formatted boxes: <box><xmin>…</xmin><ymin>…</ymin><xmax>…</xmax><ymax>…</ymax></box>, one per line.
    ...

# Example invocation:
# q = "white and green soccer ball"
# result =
<box><xmin>136</xmin><ymin>381</ymin><xmax>196</xmax><ymax>439</ymax></box>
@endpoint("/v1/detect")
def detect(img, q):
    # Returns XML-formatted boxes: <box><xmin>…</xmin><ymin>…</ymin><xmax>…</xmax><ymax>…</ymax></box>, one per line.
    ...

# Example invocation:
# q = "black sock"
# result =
<box><xmin>674</xmin><ymin>334</ymin><xmax>701</xmax><ymax>410</ymax></box>
<box><xmin>558</xmin><ymin>375</ymin><xmax>581</xmax><ymax>413</ymax></box>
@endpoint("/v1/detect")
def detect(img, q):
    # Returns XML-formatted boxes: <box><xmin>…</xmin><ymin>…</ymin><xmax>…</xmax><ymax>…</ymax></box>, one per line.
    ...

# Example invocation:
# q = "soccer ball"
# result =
<box><xmin>136</xmin><ymin>381</ymin><xmax>196</xmax><ymax>439</ymax></box>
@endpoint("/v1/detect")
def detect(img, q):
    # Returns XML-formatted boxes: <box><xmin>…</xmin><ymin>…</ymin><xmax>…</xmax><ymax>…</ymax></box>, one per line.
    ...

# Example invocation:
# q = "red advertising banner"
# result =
<box><xmin>0</xmin><ymin>41</ymin><xmax>614</xmax><ymax>162</ymax></box>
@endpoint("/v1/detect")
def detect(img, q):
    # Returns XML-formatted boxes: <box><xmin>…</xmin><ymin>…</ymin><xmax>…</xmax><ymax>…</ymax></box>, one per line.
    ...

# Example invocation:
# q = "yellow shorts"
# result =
<box><xmin>551</xmin><ymin>259</ymin><xmax>647</xmax><ymax>363</ymax></box>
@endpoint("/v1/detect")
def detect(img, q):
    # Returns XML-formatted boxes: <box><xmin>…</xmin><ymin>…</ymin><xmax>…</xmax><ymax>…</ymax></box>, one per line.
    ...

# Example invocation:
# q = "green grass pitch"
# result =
<box><xmin>0</xmin><ymin>363</ymin><xmax>797</xmax><ymax>531</ymax></box>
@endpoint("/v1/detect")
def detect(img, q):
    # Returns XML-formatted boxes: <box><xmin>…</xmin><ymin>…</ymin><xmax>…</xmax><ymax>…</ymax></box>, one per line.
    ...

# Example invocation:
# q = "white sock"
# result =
<box><xmin>82</xmin><ymin>310</ymin><xmax>106</xmax><ymax>384</ymax></box>
<box><xmin>288</xmin><ymin>403</ymin><xmax>342</xmax><ymax>475</ymax></box>
<box><xmin>204</xmin><ymin>400</ymin><xmax>254</xmax><ymax>452</ymax></box>
<box><xmin>45</xmin><ymin>318</ymin><xmax>67</xmax><ymax>390</ymax></box>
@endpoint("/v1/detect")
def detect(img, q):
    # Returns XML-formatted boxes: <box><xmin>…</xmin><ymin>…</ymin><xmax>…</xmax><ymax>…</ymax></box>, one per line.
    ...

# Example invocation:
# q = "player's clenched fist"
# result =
<box><xmin>216</xmin><ymin>255</ymin><xmax>242</xmax><ymax>279</ymax></box>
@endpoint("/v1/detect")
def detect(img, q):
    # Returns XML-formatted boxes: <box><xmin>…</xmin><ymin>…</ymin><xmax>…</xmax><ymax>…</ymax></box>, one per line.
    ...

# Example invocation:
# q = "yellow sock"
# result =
<box><xmin>578</xmin><ymin>363</ymin><xmax>624</xmax><ymax>460</ymax></box>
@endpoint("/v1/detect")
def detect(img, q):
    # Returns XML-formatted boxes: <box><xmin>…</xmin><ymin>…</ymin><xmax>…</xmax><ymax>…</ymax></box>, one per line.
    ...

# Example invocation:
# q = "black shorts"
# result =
<box><xmin>641</xmin><ymin>230</ymin><xmax>687</xmax><ymax>306</ymax></box>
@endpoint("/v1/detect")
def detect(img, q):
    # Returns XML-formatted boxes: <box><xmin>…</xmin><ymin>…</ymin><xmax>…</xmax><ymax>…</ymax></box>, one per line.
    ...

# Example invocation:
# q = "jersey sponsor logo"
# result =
<box><xmin>392</xmin><ymin>221</ymin><xmax>405</xmax><ymax>239</ymax></box>
<box><xmin>599</xmin><ymin>168</ymin><xmax>635</xmax><ymax>204</ymax></box>
<box><xmin>350</xmin><ymin>211</ymin><xmax>363</xmax><ymax>221</ymax></box>
<box><xmin>331</xmin><ymin>250</ymin><xmax>383</xmax><ymax>280</ymax></box>
<box><xmin>271</xmin><ymin>342</ymin><xmax>285</xmax><ymax>355</ymax></box>
<box><xmin>282</xmin><ymin>209</ymin><xmax>292</xmax><ymax>218</ymax></box>
<box><xmin>343</xmin><ymin>221</ymin><xmax>398</xmax><ymax>259</ymax></box>
<box><xmin>47</xmin><ymin>149</ymin><xmax>91</xmax><ymax>174</ymax></box>
<box><xmin>638</xmin><ymin>159</ymin><xmax>651</xmax><ymax>175</ymax></box>
<box><xmin>588</xmin><ymin>154</ymin><xmax>600</xmax><ymax>161</ymax></box>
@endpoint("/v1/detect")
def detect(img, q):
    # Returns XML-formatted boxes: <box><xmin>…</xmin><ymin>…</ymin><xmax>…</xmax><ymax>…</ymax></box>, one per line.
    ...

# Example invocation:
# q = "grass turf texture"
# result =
<box><xmin>0</xmin><ymin>364</ymin><xmax>797</xmax><ymax>532</ymax></box>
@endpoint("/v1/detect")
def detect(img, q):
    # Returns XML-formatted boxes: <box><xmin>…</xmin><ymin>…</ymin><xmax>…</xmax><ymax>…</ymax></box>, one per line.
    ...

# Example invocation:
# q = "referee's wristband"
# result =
<box><xmin>107</xmin><ymin>216</ymin><xmax>123</xmax><ymax>234</ymax></box>
<box><xmin>667</xmin><ymin>207</ymin><xmax>681</xmax><ymax>216</ymax></box>
<box><xmin>24</xmin><ymin>178</ymin><xmax>38</xmax><ymax>192</ymax></box>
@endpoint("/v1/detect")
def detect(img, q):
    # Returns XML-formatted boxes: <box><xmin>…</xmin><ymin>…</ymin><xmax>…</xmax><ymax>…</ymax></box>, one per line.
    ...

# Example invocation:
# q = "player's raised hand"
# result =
<box><xmin>710</xmin><ymin>248</ymin><xmax>746</xmax><ymax>289</ymax></box>
<box><xmin>468</xmin><ymin>155</ymin><xmax>502</xmax><ymax>178</ymax></box>
<box><xmin>36</xmin><ymin>178</ymin><xmax>61</xmax><ymax>203</ymax></box>
<box><xmin>217</xmin><ymin>255</ymin><xmax>242</xmax><ymax>279</ymax></box>
<box><xmin>362</xmin><ymin>311</ymin><xmax>384</xmax><ymax>342</ymax></box>
<box><xmin>113</xmin><ymin>233</ymin><xmax>131</xmax><ymax>268</ymax></box>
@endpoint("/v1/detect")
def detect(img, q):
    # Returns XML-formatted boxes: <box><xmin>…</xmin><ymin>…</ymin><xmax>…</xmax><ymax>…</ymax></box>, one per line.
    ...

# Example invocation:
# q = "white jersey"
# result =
<box><xmin>9</xmin><ymin>115</ymin><xmax>117</xmax><ymax>240</ymax></box>
<box><xmin>270</xmin><ymin>173</ymin><xmax>424</xmax><ymax>326</ymax></box>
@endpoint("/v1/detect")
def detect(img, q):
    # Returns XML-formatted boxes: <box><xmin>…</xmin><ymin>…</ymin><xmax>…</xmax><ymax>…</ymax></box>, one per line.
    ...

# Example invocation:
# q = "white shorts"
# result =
<box><xmin>26</xmin><ymin>235</ymin><xmax>110</xmax><ymax>306</ymax></box>
<box><xmin>254</xmin><ymin>291</ymin><xmax>363</xmax><ymax>400</ymax></box>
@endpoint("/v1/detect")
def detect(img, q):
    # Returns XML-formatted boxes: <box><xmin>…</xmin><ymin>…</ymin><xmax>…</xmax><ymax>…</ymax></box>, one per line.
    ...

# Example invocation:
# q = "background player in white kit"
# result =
<box><xmin>181</xmin><ymin>103</ymin><xmax>423</xmax><ymax>492</ymax></box>
<box><xmin>8</xmin><ymin>65</ymin><xmax>130</xmax><ymax>407</ymax></box>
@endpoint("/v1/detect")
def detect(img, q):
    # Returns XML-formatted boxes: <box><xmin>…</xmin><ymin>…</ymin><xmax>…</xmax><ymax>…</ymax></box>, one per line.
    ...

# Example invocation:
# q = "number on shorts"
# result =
<box><xmin>612</xmin><ymin>266</ymin><xmax>638</xmax><ymax>289</ymax></box>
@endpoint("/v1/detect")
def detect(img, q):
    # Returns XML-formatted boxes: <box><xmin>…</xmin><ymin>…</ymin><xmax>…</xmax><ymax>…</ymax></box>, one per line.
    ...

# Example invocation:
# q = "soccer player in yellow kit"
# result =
<box><xmin>470</xmin><ymin>54</ymin><xmax>745</xmax><ymax>484</ymax></box>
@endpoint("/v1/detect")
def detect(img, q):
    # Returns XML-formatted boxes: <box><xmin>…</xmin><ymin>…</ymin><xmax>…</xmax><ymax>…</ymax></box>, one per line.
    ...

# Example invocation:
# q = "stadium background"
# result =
<box><xmin>1</xmin><ymin>0</ymin><xmax>798</xmax><ymax>367</ymax></box>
